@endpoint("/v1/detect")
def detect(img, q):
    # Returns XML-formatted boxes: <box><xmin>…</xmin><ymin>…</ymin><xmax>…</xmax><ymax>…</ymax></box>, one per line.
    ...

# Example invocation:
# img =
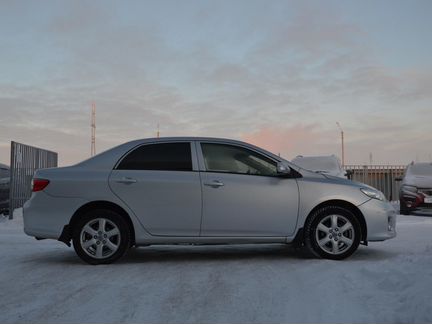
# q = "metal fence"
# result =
<box><xmin>344</xmin><ymin>165</ymin><xmax>406</xmax><ymax>201</ymax></box>
<box><xmin>9</xmin><ymin>141</ymin><xmax>58</xmax><ymax>218</ymax></box>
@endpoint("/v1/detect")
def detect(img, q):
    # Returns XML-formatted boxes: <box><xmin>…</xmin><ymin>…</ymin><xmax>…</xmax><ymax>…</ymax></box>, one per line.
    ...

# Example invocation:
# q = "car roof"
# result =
<box><xmin>129</xmin><ymin>137</ymin><xmax>281</xmax><ymax>153</ymax></box>
<box><xmin>133</xmin><ymin>136</ymin><xmax>253</xmax><ymax>143</ymax></box>
<box><xmin>74</xmin><ymin>137</ymin><xmax>288</xmax><ymax>170</ymax></box>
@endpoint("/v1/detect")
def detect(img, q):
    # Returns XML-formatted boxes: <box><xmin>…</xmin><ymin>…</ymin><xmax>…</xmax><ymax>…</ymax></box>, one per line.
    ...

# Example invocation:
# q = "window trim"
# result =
<box><xmin>197</xmin><ymin>141</ymin><xmax>283</xmax><ymax>178</ymax></box>
<box><xmin>113</xmin><ymin>141</ymin><xmax>199</xmax><ymax>172</ymax></box>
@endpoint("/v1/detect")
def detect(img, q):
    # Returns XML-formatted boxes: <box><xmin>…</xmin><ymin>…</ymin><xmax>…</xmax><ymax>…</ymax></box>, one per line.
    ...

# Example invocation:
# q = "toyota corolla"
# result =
<box><xmin>23</xmin><ymin>137</ymin><xmax>396</xmax><ymax>264</ymax></box>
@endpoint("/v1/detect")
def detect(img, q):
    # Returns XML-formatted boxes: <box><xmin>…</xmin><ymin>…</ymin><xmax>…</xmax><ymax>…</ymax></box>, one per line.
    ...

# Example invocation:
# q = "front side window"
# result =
<box><xmin>117</xmin><ymin>143</ymin><xmax>192</xmax><ymax>171</ymax></box>
<box><xmin>201</xmin><ymin>143</ymin><xmax>277</xmax><ymax>176</ymax></box>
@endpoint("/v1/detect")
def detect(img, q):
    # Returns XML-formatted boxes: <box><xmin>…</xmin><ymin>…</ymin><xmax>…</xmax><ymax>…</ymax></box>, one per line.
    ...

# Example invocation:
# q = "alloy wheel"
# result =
<box><xmin>315</xmin><ymin>214</ymin><xmax>355</xmax><ymax>255</ymax></box>
<box><xmin>80</xmin><ymin>218</ymin><xmax>121</xmax><ymax>259</ymax></box>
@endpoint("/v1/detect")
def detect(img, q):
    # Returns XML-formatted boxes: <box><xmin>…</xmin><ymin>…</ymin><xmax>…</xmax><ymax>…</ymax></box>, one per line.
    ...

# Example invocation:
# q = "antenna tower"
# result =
<box><xmin>91</xmin><ymin>102</ymin><xmax>96</xmax><ymax>156</ymax></box>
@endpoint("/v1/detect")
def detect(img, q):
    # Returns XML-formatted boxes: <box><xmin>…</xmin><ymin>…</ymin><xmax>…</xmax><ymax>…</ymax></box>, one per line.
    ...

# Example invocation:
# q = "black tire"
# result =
<box><xmin>399</xmin><ymin>201</ymin><xmax>410</xmax><ymax>215</ymax></box>
<box><xmin>304</xmin><ymin>206</ymin><xmax>361</xmax><ymax>260</ymax></box>
<box><xmin>72</xmin><ymin>209</ymin><xmax>131</xmax><ymax>265</ymax></box>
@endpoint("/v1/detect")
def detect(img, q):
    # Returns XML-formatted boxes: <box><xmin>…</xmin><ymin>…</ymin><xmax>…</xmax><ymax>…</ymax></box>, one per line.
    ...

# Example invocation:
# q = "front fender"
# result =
<box><xmin>296</xmin><ymin>177</ymin><xmax>370</xmax><ymax>228</ymax></box>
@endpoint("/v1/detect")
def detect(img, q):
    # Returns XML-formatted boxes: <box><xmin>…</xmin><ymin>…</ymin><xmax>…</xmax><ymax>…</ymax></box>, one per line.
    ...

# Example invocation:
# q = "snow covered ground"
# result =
<box><xmin>1</xmin><ymin>209</ymin><xmax>432</xmax><ymax>324</ymax></box>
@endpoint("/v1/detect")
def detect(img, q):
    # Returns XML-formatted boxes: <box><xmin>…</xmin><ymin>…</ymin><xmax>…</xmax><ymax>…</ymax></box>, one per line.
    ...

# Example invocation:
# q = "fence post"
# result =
<box><xmin>362</xmin><ymin>165</ymin><xmax>368</xmax><ymax>184</ymax></box>
<box><xmin>389</xmin><ymin>168</ymin><xmax>393</xmax><ymax>201</ymax></box>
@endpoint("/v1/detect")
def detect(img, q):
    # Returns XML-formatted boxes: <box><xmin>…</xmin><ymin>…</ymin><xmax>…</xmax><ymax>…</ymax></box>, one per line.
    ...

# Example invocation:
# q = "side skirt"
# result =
<box><xmin>135</xmin><ymin>236</ymin><xmax>292</xmax><ymax>246</ymax></box>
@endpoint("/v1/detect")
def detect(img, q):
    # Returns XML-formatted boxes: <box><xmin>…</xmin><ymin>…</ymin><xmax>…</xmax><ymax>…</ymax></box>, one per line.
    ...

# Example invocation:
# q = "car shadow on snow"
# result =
<box><xmin>52</xmin><ymin>244</ymin><xmax>399</xmax><ymax>265</ymax></box>
<box><xmin>30</xmin><ymin>243</ymin><xmax>399</xmax><ymax>265</ymax></box>
<box><xmin>120</xmin><ymin>244</ymin><xmax>306</xmax><ymax>264</ymax></box>
<box><xmin>118</xmin><ymin>244</ymin><xmax>399</xmax><ymax>264</ymax></box>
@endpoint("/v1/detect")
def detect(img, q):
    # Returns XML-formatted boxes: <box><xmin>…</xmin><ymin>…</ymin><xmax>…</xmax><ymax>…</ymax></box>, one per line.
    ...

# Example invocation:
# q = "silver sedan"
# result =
<box><xmin>23</xmin><ymin>137</ymin><xmax>396</xmax><ymax>264</ymax></box>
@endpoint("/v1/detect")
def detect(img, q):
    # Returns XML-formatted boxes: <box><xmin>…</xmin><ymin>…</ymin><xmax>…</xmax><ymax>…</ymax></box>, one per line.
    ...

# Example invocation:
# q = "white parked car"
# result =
<box><xmin>291</xmin><ymin>155</ymin><xmax>347</xmax><ymax>179</ymax></box>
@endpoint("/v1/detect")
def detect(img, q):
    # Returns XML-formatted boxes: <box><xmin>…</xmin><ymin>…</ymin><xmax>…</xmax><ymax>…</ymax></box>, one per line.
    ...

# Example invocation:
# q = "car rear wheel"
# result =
<box><xmin>72</xmin><ymin>209</ymin><xmax>131</xmax><ymax>265</ymax></box>
<box><xmin>304</xmin><ymin>206</ymin><xmax>361</xmax><ymax>260</ymax></box>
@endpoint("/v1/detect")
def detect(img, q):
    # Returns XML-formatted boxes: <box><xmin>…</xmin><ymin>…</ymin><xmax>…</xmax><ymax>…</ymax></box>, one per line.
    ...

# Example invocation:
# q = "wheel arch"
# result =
<box><xmin>60</xmin><ymin>200</ymin><xmax>136</xmax><ymax>246</ymax></box>
<box><xmin>304</xmin><ymin>199</ymin><xmax>367</xmax><ymax>243</ymax></box>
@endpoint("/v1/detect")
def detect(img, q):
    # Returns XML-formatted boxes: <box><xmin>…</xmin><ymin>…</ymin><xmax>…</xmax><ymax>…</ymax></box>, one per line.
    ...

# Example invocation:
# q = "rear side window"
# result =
<box><xmin>117</xmin><ymin>143</ymin><xmax>193</xmax><ymax>171</ymax></box>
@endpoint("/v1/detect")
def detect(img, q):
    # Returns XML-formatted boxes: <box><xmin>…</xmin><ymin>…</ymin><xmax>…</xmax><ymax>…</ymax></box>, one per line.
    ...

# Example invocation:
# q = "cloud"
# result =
<box><xmin>1</xmin><ymin>1</ymin><xmax>431</xmax><ymax>166</ymax></box>
<box><xmin>241</xmin><ymin>124</ymin><xmax>337</xmax><ymax>159</ymax></box>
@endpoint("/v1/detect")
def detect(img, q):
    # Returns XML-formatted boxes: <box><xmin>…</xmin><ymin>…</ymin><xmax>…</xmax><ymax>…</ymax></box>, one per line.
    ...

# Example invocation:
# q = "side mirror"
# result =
<box><xmin>277</xmin><ymin>162</ymin><xmax>291</xmax><ymax>176</ymax></box>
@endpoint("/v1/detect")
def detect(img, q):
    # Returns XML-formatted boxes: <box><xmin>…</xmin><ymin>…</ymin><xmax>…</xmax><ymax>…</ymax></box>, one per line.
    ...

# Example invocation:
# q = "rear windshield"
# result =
<box><xmin>408</xmin><ymin>163</ymin><xmax>432</xmax><ymax>176</ymax></box>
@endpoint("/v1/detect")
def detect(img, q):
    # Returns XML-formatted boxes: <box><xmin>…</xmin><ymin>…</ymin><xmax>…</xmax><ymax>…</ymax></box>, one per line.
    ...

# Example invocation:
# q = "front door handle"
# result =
<box><xmin>116</xmin><ymin>177</ymin><xmax>137</xmax><ymax>184</ymax></box>
<box><xmin>204</xmin><ymin>180</ymin><xmax>224</xmax><ymax>188</ymax></box>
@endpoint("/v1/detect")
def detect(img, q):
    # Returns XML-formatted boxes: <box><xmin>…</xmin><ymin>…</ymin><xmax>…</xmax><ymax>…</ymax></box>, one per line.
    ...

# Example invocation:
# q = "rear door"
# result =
<box><xmin>109</xmin><ymin>141</ymin><xmax>202</xmax><ymax>236</ymax></box>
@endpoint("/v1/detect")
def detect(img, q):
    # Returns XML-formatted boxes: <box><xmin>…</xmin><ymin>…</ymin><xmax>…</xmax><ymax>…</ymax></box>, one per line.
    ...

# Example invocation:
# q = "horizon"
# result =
<box><xmin>1</xmin><ymin>1</ymin><xmax>432</xmax><ymax>166</ymax></box>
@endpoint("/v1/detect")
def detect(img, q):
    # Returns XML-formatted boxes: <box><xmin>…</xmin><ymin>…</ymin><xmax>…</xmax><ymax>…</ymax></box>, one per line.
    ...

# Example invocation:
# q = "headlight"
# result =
<box><xmin>402</xmin><ymin>185</ymin><xmax>417</xmax><ymax>193</ymax></box>
<box><xmin>360</xmin><ymin>188</ymin><xmax>385</xmax><ymax>201</ymax></box>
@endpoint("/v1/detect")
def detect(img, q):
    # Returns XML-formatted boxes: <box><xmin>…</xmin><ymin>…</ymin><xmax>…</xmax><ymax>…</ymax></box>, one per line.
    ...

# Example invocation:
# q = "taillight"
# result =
<box><xmin>32</xmin><ymin>179</ymin><xmax>50</xmax><ymax>192</ymax></box>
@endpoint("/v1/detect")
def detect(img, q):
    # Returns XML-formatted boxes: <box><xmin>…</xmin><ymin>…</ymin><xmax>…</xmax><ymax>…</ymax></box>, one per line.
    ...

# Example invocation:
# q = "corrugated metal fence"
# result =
<box><xmin>344</xmin><ymin>165</ymin><xmax>405</xmax><ymax>201</ymax></box>
<box><xmin>9</xmin><ymin>141</ymin><xmax>58</xmax><ymax>219</ymax></box>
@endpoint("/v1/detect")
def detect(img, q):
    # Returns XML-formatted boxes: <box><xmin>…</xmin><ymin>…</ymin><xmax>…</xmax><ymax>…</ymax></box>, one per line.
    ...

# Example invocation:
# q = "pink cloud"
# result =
<box><xmin>241</xmin><ymin>124</ymin><xmax>334</xmax><ymax>159</ymax></box>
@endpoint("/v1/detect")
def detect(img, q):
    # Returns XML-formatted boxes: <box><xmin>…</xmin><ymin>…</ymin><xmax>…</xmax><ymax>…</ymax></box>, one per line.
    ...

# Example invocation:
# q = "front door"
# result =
<box><xmin>109</xmin><ymin>142</ymin><xmax>202</xmax><ymax>236</ymax></box>
<box><xmin>198</xmin><ymin>142</ymin><xmax>299</xmax><ymax>236</ymax></box>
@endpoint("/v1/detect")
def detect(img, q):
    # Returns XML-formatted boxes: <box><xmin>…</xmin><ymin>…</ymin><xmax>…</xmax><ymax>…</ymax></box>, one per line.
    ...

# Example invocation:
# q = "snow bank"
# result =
<box><xmin>0</xmin><ymin>208</ymin><xmax>22</xmax><ymax>227</ymax></box>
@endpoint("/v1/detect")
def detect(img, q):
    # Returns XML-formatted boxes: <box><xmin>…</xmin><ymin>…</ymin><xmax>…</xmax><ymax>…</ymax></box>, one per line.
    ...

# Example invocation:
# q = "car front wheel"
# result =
<box><xmin>72</xmin><ymin>209</ymin><xmax>131</xmax><ymax>265</ymax></box>
<box><xmin>304</xmin><ymin>206</ymin><xmax>361</xmax><ymax>260</ymax></box>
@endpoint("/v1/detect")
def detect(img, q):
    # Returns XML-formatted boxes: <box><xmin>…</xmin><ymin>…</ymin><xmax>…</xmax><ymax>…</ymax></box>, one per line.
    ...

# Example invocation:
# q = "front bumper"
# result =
<box><xmin>400</xmin><ymin>190</ymin><xmax>432</xmax><ymax>214</ymax></box>
<box><xmin>358</xmin><ymin>198</ymin><xmax>397</xmax><ymax>241</ymax></box>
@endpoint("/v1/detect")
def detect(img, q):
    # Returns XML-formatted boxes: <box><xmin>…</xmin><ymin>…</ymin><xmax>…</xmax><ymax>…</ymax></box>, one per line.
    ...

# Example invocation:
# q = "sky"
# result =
<box><xmin>1</xmin><ymin>0</ymin><xmax>431</xmax><ymax>166</ymax></box>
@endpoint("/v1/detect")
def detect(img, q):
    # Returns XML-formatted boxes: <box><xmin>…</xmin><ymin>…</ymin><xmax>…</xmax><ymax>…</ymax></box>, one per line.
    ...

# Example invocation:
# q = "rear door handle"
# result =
<box><xmin>116</xmin><ymin>177</ymin><xmax>137</xmax><ymax>184</ymax></box>
<box><xmin>204</xmin><ymin>180</ymin><xmax>224</xmax><ymax>188</ymax></box>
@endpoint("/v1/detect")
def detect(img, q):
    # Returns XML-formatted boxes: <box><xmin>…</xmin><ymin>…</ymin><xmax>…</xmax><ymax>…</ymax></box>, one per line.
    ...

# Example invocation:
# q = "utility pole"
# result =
<box><xmin>91</xmin><ymin>102</ymin><xmax>96</xmax><ymax>156</ymax></box>
<box><xmin>336</xmin><ymin>122</ymin><xmax>345</xmax><ymax>167</ymax></box>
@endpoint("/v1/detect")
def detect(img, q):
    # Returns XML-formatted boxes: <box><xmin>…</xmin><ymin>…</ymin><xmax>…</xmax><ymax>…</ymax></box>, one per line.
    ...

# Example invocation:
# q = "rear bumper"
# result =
<box><xmin>23</xmin><ymin>192</ymin><xmax>87</xmax><ymax>239</ymax></box>
<box><xmin>358</xmin><ymin>199</ymin><xmax>397</xmax><ymax>241</ymax></box>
